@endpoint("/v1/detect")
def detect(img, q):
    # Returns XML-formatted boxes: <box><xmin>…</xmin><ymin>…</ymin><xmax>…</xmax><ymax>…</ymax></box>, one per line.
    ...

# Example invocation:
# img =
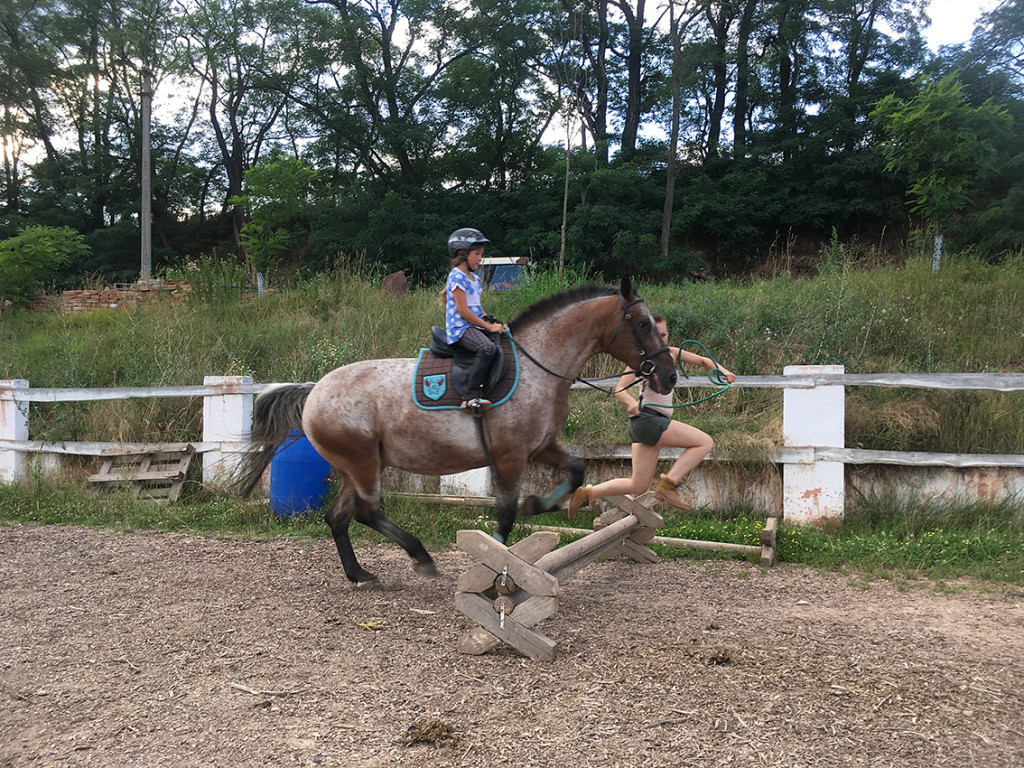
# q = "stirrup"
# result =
<box><xmin>461</xmin><ymin>397</ymin><xmax>492</xmax><ymax>412</ymax></box>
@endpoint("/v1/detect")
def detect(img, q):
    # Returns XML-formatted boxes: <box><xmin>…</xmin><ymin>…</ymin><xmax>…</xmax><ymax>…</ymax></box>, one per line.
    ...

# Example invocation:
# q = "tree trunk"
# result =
<box><xmin>661</xmin><ymin>0</ymin><xmax>683</xmax><ymax>259</ymax></box>
<box><xmin>616</xmin><ymin>0</ymin><xmax>646</xmax><ymax>163</ymax></box>
<box><xmin>733</xmin><ymin>0</ymin><xmax>758</xmax><ymax>157</ymax></box>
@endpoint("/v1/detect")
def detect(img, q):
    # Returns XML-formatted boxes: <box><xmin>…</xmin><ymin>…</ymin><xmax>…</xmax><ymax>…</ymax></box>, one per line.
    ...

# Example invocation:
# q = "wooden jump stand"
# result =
<box><xmin>455</xmin><ymin>493</ymin><xmax>665</xmax><ymax>661</ymax></box>
<box><xmin>456</xmin><ymin>492</ymin><xmax>779</xmax><ymax>661</ymax></box>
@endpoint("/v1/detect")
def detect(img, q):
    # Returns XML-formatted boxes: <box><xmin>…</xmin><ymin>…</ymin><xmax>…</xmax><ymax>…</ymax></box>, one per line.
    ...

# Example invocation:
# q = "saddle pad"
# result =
<box><xmin>413</xmin><ymin>333</ymin><xmax>520</xmax><ymax>410</ymax></box>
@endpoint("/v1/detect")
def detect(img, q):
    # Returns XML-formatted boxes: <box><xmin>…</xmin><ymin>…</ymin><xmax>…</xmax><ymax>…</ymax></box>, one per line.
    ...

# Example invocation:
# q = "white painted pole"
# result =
<box><xmin>0</xmin><ymin>380</ymin><xmax>30</xmax><ymax>483</ymax></box>
<box><xmin>202</xmin><ymin>376</ymin><xmax>254</xmax><ymax>484</ymax></box>
<box><xmin>783</xmin><ymin>365</ymin><xmax>845</xmax><ymax>524</ymax></box>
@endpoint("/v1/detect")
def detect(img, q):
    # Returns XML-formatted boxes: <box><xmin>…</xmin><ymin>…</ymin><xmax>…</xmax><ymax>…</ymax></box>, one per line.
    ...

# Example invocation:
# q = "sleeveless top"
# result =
<box><xmin>638</xmin><ymin>378</ymin><xmax>673</xmax><ymax>417</ymax></box>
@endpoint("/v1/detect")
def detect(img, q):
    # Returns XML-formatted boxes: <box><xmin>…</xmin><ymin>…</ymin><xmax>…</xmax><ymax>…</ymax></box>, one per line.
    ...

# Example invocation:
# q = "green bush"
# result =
<box><xmin>0</xmin><ymin>226</ymin><xmax>90</xmax><ymax>307</ymax></box>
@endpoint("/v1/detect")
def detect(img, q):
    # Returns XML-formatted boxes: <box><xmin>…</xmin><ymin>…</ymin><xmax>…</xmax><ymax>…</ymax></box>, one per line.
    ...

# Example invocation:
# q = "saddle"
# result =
<box><xmin>413</xmin><ymin>328</ymin><xmax>519</xmax><ymax>410</ymax></box>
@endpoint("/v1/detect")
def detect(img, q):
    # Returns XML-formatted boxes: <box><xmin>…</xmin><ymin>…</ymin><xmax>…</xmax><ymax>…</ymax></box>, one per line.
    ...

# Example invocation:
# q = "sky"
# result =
<box><xmin>924</xmin><ymin>0</ymin><xmax>1001</xmax><ymax>49</ymax></box>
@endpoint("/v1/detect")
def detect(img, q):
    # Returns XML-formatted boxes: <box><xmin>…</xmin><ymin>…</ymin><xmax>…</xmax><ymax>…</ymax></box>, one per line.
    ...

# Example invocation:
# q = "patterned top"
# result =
<box><xmin>445</xmin><ymin>266</ymin><xmax>484</xmax><ymax>344</ymax></box>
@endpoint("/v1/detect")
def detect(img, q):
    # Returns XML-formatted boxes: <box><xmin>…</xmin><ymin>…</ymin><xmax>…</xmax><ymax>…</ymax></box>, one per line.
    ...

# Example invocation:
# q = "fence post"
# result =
<box><xmin>0</xmin><ymin>380</ymin><xmax>29</xmax><ymax>484</ymax></box>
<box><xmin>783</xmin><ymin>365</ymin><xmax>845</xmax><ymax>524</ymax></box>
<box><xmin>202</xmin><ymin>375</ymin><xmax>254</xmax><ymax>485</ymax></box>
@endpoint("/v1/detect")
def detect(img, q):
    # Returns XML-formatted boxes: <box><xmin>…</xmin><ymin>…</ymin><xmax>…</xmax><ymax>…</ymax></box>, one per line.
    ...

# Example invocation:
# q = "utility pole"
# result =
<box><xmin>140</xmin><ymin>68</ymin><xmax>153</xmax><ymax>281</ymax></box>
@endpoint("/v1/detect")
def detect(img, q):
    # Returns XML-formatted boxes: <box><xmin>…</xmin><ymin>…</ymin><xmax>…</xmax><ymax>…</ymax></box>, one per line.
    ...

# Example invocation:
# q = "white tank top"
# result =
<box><xmin>639</xmin><ymin>379</ymin><xmax>673</xmax><ymax>417</ymax></box>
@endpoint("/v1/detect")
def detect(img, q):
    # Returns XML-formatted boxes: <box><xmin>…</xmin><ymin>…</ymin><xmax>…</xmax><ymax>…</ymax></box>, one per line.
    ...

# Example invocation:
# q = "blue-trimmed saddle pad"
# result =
<box><xmin>412</xmin><ymin>333</ymin><xmax>520</xmax><ymax>410</ymax></box>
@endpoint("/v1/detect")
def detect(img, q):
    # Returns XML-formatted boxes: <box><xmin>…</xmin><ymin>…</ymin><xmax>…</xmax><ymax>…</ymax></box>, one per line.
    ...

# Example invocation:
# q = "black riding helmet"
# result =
<box><xmin>447</xmin><ymin>228</ymin><xmax>490</xmax><ymax>260</ymax></box>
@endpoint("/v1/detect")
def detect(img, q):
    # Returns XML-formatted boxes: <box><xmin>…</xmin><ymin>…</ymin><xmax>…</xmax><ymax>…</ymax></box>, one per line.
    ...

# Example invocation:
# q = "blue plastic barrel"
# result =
<box><xmin>269</xmin><ymin>430</ymin><xmax>331</xmax><ymax>516</ymax></box>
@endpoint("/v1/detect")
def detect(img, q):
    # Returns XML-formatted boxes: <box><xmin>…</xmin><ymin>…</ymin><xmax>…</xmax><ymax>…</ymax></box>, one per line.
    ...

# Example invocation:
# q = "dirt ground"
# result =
<box><xmin>2</xmin><ymin>523</ymin><xmax>1023</xmax><ymax>768</ymax></box>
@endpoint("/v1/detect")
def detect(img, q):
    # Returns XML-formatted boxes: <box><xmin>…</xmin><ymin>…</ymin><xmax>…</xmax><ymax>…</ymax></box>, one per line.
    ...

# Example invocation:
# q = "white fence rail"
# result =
<box><xmin>3</xmin><ymin>367</ymin><xmax>1024</xmax><ymax>522</ymax></box>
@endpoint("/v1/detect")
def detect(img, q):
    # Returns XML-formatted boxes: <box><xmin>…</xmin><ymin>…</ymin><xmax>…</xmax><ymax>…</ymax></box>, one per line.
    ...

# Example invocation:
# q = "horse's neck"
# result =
<box><xmin>515</xmin><ymin>299</ymin><xmax>611</xmax><ymax>380</ymax></box>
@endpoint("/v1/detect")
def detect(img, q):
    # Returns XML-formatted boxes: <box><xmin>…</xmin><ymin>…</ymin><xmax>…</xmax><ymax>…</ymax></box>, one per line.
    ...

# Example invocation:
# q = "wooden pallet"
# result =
<box><xmin>87</xmin><ymin>443</ymin><xmax>195</xmax><ymax>504</ymax></box>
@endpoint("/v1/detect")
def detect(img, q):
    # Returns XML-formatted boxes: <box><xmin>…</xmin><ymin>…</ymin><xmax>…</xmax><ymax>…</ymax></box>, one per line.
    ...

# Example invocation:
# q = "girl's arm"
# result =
<box><xmin>613</xmin><ymin>370</ymin><xmax>642</xmax><ymax>416</ymax></box>
<box><xmin>451</xmin><ymin>288</ymin><xmax>505</xmax><ymax>332</ymax></box>
<box><xmin>674</xmin><ymin>347</ymin><xmax>737</xmax><ymax>383</ymax></box>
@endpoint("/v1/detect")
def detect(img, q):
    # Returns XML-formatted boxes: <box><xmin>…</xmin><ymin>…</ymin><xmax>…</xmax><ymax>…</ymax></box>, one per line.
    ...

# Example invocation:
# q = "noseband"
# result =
<box><xmin>608</xmin><ymin>295</ymin><xmax>670</xmax><ymax>378</ymax></box>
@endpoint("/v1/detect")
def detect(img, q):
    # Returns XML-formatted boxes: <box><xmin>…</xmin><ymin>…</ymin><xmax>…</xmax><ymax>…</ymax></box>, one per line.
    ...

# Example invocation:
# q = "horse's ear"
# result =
<box><xmin>619</xmin><ymin>275</ymin><xmax>635</xmax><ymax>299</ymax></box>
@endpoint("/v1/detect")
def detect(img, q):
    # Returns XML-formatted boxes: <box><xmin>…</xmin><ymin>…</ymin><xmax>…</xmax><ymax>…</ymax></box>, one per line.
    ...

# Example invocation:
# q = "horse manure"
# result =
<box><xmin>404</xmin><ymin>716</ymin><xmax>458</xmax><ymax>746</ymax></box>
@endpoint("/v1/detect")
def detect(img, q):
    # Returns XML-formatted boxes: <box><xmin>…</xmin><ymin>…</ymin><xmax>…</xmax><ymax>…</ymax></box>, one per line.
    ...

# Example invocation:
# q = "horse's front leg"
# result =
<box><xmin>520</xmin><ymin>441</ymin><xmax>585</xmax><ymax>517</ymax></box>
<box><xmin>489</xmin><ymin>456</ymin><xmax>528</xmax><ymax>545</ymax></box>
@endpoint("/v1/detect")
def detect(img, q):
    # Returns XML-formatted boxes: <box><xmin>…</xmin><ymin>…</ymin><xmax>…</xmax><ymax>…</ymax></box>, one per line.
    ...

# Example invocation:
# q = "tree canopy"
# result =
<box><xmin>2</xmin><ymin>0</ymin><xmax>1023</xmax><ymax>288</ymax></box>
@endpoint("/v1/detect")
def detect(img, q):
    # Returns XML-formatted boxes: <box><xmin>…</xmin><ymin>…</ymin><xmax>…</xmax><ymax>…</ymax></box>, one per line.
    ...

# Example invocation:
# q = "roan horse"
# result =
<box><xmin>234</xmin><ymin>277</ymin><xmax>676</xmax><ymax>586</ymax></box>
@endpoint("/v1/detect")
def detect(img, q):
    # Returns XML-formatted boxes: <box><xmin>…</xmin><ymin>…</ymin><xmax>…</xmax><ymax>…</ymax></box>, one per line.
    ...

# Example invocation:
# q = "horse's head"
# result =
<box><xmin>606</xmin><ymin>277</ymin><xmax>677</xmax><ymax>395</ymax></box>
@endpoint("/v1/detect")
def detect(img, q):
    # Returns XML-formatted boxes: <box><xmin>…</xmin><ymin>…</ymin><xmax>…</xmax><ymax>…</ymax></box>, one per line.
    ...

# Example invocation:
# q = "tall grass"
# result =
<box><xmin>1</xmin><ymin>250</ymin><xmax>1022</xmax><ymax>451</ymax></box>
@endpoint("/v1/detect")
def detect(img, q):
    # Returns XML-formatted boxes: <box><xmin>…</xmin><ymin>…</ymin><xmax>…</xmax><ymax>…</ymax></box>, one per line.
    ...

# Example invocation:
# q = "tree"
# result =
<box><xmin>174</xmin><ymin>0</ymin><xmax>302</xmax><ymax>248</ymax></box>
<box><xmin>971</xmin><ymin>0</ymin><xmax>1024</xmax><ymax>88</ymax></box>
<box><xmin>230</xmin><ymin>151</ymin><xmax>317</xmax><ymax>281</ymax></box>
<box><xmin>872</xmin><ymin>73</ymin><xmax>1012</xmax><ymax>266</ymax></box>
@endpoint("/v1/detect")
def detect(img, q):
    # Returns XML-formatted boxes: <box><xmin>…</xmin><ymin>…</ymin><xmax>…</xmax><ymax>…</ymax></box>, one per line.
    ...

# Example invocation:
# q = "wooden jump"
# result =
<box><xmin>455</xmin><ymin>492</ymin><xmax>780</xmax><ymax>660</ymax></box>
<box><xmin>455</xmin><ymin>494</ymin><xmax>665</xmax><ymax>661</ymax></box>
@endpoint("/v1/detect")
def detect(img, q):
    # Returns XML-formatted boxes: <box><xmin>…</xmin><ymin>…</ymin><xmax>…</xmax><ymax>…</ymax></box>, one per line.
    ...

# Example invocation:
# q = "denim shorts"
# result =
<box><xmin>627</xmin><ymin>407</ymin><xmax>671</xmax><ymax>446</ymax></box>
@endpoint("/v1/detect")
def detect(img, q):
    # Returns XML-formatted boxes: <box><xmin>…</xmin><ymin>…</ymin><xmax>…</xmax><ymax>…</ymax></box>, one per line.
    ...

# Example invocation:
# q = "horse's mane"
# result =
<box><xmin>508</xmin><ymin>283</ymin><xmax>617</xmax><ymax>334</ymax></box>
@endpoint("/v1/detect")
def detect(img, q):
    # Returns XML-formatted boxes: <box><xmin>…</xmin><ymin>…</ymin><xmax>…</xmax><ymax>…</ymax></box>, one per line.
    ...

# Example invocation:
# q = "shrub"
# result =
<box><xmin>0</xmin><ymin>226</ymin><xmax>90</xmax><ymax>307</ymax></box>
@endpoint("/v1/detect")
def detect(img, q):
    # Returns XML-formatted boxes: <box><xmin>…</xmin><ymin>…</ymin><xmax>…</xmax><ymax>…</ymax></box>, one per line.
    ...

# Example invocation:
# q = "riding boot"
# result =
<box><xmin>462</xmin><ymin>351</ymin><xmax>495</xmax><ymax>408</ymax></box>
<box><xmin>568</xmin><ymin>485</ymin><xmax>593</xmax><ymax>521</ymax></box>
<box><xmin>653</xmin><ymin>474</ymin><xmax>692</xmax><ymax>510</ymax></box>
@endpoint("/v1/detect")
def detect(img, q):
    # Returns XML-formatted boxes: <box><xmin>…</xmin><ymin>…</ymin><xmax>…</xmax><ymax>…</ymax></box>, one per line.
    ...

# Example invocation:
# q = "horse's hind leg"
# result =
<box><xmin>327</xmin><ymin>478</ymin><xmax>437</xmax><ymax>582</ymax></box>
<box><xmin>324</xmin><ymin>485</ymin><xmax>378</xmax><ymax>586</ymax></box>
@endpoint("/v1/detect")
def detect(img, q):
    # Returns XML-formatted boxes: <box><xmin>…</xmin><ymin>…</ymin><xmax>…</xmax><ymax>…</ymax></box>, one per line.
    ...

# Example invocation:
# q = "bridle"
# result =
<box><xmin>509</xmin><ymin>292</ymin><xmax>670</xmax><ymax>394</ymax></box>
<box><xmin>606</xmin><ymin>294</ymin><xmax>671</xmax><ymax>380</ymax></box>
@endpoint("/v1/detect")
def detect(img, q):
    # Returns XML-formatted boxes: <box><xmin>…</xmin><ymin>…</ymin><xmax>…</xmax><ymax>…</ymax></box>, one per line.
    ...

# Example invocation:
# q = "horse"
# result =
<box><xmin>234</xmin><ymin>277</ymin><xmax>676</xmax><ymax>586</ymax></box>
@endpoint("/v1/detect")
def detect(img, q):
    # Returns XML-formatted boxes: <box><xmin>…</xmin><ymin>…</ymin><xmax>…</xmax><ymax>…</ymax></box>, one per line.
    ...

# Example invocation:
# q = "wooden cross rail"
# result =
<box><xmin>455</xmin><ymin>499</ymin><xmax>665</xmax><ymax>661</ymax></box>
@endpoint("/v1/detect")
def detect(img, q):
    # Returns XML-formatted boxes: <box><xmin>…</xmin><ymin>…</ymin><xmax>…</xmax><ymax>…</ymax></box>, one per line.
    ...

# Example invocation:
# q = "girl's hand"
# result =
<box><xmin>714</xmin><ymin>365</ymin><xmax>737</xmax><ymax>384</ymax></box>
<box><xmin>625</xmin><ymin>401</ymin><xmax>641</xmax><ymax>417</ymax></box>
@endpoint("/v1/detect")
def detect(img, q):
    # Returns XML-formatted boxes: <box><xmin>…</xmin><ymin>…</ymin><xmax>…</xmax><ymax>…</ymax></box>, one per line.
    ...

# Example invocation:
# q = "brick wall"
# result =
<box><xmin>26</xmin><ymin>280</ymin><xmax>191</xmax><ymax>312</ymax></box>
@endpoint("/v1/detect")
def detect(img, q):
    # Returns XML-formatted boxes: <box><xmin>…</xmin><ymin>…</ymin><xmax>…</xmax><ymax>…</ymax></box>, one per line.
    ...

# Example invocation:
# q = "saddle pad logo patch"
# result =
<box><xmin>424</xmin><ymin>374</ymin><xmax>447</xmax><ymax>401</ymax></box>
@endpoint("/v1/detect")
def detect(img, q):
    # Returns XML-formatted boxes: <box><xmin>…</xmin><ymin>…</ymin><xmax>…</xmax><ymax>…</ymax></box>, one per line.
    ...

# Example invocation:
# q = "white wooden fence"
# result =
<box><xmin>3</xmin><ymin>367</ymin><xmax>1023</xmax><ymax>522</ymax></box>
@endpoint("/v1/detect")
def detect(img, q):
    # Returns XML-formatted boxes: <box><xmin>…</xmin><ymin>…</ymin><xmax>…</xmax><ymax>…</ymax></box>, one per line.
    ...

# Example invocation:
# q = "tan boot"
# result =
<box><xmin>568</xmin><ymin>485</ymin><xmax>592</xmax><ymax>521</ymax></box>
<box><xmin>653</xmin><ymin>474</ymin><xmax>692</xmax><ymax>511</ymax></box>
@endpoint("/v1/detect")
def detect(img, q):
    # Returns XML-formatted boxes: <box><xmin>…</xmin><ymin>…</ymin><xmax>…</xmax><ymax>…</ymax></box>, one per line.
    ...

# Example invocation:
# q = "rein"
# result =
<box><xmin>640</xmin><ymin>339</ymin><xmax>732</xmax><ymax>410</ymax></box>
<box><xmin>505</xmin><ymin>294</ymin><xmax>669</xmax><ymax>396</ymax></box>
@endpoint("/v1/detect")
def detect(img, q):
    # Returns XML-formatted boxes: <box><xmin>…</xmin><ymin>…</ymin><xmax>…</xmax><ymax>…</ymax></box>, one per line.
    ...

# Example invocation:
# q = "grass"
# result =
<box><xmin>3</xmin><ymin>248</ymin><xmax>1024</xmax><ymax>452</ymax></box>
<box><xmin>5</xmin><ymin>473</ymin><xmax>1022</xmax><ymax>588</ymax></box>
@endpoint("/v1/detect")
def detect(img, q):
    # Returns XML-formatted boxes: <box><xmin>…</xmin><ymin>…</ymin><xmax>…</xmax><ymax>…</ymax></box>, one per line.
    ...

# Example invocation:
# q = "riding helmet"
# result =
<box><xmin>447</xmin><ymin>228</ymin><xmax>490</xmax><ymax>260</ymax></box>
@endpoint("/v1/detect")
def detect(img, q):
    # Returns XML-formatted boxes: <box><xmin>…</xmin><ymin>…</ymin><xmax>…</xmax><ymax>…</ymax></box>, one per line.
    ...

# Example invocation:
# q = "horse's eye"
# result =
<box><xmin>639</xmin><ymin>320</ymin><xmax>650</xmax><ymax>329</ymax></box>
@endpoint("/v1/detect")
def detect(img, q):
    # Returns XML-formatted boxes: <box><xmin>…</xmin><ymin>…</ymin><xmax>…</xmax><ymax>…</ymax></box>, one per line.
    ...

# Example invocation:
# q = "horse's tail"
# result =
<box><xmin>233</xmin><ymin>383</ymin><xmax>316</xmax><ymax>498</ymax></box>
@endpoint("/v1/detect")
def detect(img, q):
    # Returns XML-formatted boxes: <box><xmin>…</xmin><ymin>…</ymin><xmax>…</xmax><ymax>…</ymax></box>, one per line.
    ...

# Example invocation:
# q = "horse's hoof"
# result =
<box><xmin>520</xmin><ymin>495</ymin><xmax>544</xmax><ymax>517</ymax></box>
<box><xmin>413</xmin><ymin>561</ymin><xmax>439</xmax><ymax>579</ymax></box>
<box><xmin>355</xmin><ymin>576</ymin><xmax>382</xmax><ymax>591</ymax></box>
